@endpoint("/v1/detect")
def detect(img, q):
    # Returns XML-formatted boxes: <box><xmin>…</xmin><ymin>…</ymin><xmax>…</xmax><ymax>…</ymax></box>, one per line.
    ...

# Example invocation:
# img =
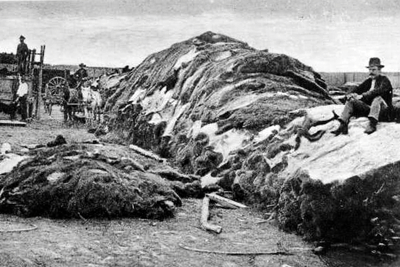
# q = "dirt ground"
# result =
<box><xmin>0</xmin><ymin>107</ymin><xmax>399</xmax><ymax>267</ymax></box>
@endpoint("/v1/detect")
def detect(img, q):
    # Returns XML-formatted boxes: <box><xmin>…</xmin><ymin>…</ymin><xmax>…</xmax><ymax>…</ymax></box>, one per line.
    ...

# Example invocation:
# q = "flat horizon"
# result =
<box><xmin>1</xmin><ymin>0</ymin><xmax>400</xmax><ymax>72</ymax></box>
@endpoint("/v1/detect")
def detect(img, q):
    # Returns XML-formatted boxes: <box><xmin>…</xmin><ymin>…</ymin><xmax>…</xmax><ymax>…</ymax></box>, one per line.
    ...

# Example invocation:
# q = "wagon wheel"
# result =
<box><xmin>47</xmin><ymin>76</ymin><xmax>67</xmax><ymax>98</ymax></box>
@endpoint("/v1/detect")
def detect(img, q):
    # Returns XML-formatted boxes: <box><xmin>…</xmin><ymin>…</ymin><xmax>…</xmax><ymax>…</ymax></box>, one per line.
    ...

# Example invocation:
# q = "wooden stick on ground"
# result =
<box><xmin>178</xmin><ymin>243</ymin><xmax>293</xmax><ymax>256</ymax></box>
<box><xmin>128</xmin><ymin>144</ymin><xmax>166</xmax><ymax>163</ymax></box>
<box><xmin>77</xmin><ymin>212</ymin><xmax>89</xmax><ymax>223</ymax></box>
<box><xmin>201</xmin><ymin>196</ymin><xmax>222</xmax><ymax>234</ymax></box>
<box><xmin>150</xmin><ymin>169</ymin><xmax>196</xmax><ymax>183</ymax></box>
<box><xmin>206</xmin><ymin>193</ymin><xmax>247</xmax><ymax>209</ymax></box>
<box><xmin>0</xmin><ymin>120</ymin><xmax>26</xmax><ymax>127</ymax></box>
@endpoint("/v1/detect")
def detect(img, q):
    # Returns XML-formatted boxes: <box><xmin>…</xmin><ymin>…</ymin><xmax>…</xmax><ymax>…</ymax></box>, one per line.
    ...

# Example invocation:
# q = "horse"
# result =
<box><xmin>81</xmin><ymin>82</ymin><xmax>103</xmax><ymax>125</ymax></box>
<box><xmin>43</xmin><ymin>96</ymin><xmax>53</xmax><ymax>116</ymax></box>
<box><xmin>43</xmin><ymin>88</ymin><xmax>60</xmax><ymax>117</ymax></box>
<box><xmin>59</xmin><ymin>85</ymin><xmax>81</xmax><ymax>123</ymax></box>
<box><xmin>59</xmin><ymin>77</ymin><xmax>102</xmax><ymax>125</ymax></box>
<box><xmin>44</xmin><ymin>83</ymin><xmax>70</xmax><ymax>117</ymax></box>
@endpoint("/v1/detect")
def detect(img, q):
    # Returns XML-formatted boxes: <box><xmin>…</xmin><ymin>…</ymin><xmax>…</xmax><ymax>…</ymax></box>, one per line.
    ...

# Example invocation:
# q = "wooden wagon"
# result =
<box><xmin>0</xmin><ymin>46</ymin><xmax>46</xmax><ymax>121</ymax></box>
<box><xmin>0</xmin><ymin>46</ymin><xmax>76</xmax><ymax>121</ymax></box>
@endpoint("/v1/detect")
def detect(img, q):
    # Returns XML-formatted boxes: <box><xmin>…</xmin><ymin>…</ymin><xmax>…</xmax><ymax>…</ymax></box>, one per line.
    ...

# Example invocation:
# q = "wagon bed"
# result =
<box><xmin>0</xmin><ymin>75</ymin><xmax>33</xmax><ymax>105</ymax></box>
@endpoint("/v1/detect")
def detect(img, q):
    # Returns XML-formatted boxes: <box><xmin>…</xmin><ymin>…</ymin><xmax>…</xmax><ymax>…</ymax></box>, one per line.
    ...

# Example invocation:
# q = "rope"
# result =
<box><xmin>0</xmin><ymin>223</ymin><xmax>38</xmax><ymax>233</ymax></box>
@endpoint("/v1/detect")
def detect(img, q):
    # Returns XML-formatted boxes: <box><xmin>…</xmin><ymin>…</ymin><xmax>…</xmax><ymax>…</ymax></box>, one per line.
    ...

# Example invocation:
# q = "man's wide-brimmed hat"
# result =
<box><xmin>366</xmin><ymin>57</ymin><xmax>384</xmax><ymax>68</ymax></box>
<box><xmin>79</xmin><ymin>63</ymin><xmax>86</xmax><ymax>67</ymax></box>
<box><xmin>19</xmin><ymin>35</ymin><xmax>25</xmax><ymax>40</ymax></box>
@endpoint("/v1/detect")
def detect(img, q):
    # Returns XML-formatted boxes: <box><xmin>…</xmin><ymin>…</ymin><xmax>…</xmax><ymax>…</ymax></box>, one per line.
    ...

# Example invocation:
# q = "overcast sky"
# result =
<box><xmin>0</xmin><ymin>0</ymin><xmax>400</xmax><ymax>71</ymax></box>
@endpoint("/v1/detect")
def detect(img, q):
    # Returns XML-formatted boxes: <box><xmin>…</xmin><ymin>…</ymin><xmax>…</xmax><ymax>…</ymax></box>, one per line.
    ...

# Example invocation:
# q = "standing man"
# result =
<box><xmin>16</xmin><ymin>35</ymin><xmax>29</xmax><ymax>74</ymax></box>
<box><xmin>15</xmin><ymin>75</ymin><xmax>28</xmax><ymax>122</ymax></box>
<box><xmin>332</xmin><ymin>57</ymin><xmax>393</xmax><ymax>135</ymax></box>
<box><xmin>61</xmin><ymin>83</ymin><xmax>71</xmax><ymax>122</ymax></box>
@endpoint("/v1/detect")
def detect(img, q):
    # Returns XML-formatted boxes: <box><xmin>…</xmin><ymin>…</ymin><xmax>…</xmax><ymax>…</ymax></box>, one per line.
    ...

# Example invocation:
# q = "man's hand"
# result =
<box><xmin>346</xmin><ymin>93</ymin><xmax>362</xmax><ymax>101</ymax></box>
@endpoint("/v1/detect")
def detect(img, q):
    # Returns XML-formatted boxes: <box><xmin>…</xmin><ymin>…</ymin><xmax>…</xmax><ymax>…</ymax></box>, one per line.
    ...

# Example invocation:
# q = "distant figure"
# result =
<box><xmin>15</xmin><ymin>75</ymin><xmax>28</xmax><ymax>121</ymax></box>
<box><xmin>44</xmin><ymin>84</ymin><xmax>56</xmax><ymax>117</ymax></box>
<box><xmin>16</xmin><ymin>35</ymin><xmax>29</xmax><ymax>74</ymax></box>
<box><xmin>61</xmin><ymin>84</ymin><xmax>70</xmax><ymax>122</ymax></box>
<box><xmin>43</xmin><ymin>85</ymin><xmax>51</xmax><ymax>114</ymax></box>
<box><xmin>74</xmin><ymin>63</ymin><xmax>88</xmax><ymax>86</ymax></box>
<box><xmin>332</xmin><ymin>57</ymin><xmax>393</xmax><ymax>135</ymax></box>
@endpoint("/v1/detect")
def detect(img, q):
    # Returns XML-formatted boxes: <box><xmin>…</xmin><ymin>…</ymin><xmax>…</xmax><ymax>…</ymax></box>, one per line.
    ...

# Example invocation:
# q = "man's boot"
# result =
<box><xmin>331</xmin><ymin>119</ymin><xmax>348</xmax><ymax>136</ymax></box>
<box><xmin>364</xmin><ymin>118</ymin><xmax>377</xmax><ymax>134</ymax></box>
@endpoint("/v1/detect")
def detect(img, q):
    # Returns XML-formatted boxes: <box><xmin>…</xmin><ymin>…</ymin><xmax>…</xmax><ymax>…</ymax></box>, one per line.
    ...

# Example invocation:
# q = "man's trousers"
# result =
<box><xmin>339</xmin><ymin>96</ymin><xmax>389</xmax><ymax>123</ymax></box>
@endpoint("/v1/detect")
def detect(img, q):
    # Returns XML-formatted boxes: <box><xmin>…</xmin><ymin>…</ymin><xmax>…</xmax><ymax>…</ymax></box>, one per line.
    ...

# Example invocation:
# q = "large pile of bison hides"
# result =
<box><xmin>99</xmin><ymin>31</ymin><xmax>400</xmax><ymax>251</ymax></box>
<box><xmin>103</xmin><ymin>31</ymin><xmax>334</xmax><ymax>168</ymax></box>
<box><xmin>0</xmin><ymin>144</ymin><xmax>182</xmax><ymax>219</ymax></box>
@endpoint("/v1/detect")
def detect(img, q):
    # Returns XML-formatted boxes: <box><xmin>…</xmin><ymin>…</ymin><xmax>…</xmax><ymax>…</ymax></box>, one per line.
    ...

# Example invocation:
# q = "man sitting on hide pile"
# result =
<box><xmin>332</xmin><ymin>57</ymin><xmax>393</xmax><ymax>135</ymax></box>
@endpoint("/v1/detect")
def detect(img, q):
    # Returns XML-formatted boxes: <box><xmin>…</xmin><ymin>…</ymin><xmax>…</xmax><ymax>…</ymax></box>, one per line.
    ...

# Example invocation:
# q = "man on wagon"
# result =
<box><xmin>331</xmin><ymin>57</ymin><xmax>393</xmax><ymax>135</ymax></box>
<box><xmin>74</xmin><ymin>63</ymin><xmax>88</xmax><ymax>86</ymax></box>
<box><xmin>16</xmin><ymin>35</ymin><xmax>29</xmax><ymax>74</ymax></box>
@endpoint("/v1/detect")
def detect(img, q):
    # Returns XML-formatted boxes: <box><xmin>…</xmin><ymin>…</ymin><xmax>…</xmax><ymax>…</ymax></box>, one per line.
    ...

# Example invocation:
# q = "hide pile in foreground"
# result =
<box><xmin>0</xmin><ymin>144</ymin><xmax>183</xmax><ymax>219</ymax></box>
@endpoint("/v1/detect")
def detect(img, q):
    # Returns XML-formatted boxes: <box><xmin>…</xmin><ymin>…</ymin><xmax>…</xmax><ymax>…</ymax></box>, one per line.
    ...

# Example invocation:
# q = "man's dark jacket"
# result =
<box><xmin>16</xmin><ymin>43</ymin><xmax>29</xmax><ymax>61</ymax></box>
<box><xmin>351</xmin><ymin>75</ymin><xmax>393</xmax><ymax>108</ymax></box>
<box><xmin>74</xmin><ymin>68</ymin><xmax>88</xmax><ymax>82</ymax></box>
